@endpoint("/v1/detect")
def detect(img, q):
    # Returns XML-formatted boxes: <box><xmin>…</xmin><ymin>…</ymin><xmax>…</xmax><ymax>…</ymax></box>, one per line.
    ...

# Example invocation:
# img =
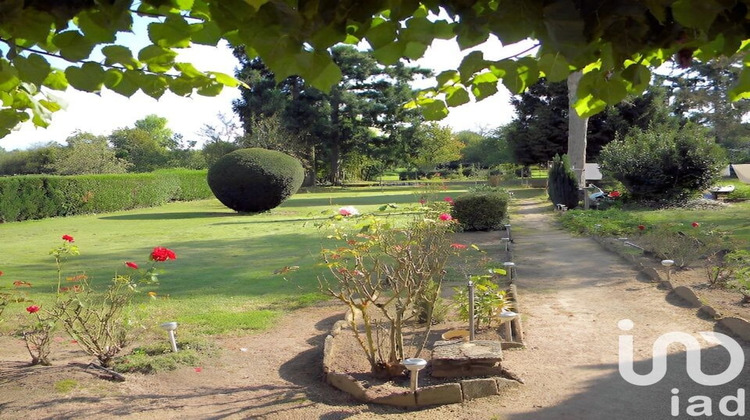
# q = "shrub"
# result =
<box><xmin>451</xmin><ymin>190</ymin><xmax>510</xmax><ymax>231</ymax></box>
<box><xmin>600</xmin><ymin>123</ymin><xmax>727</xmax><ymax>202</ymax></box>
<box><xmin>207</xmin><ymin>148</ymin><xmax>304</xmax><ymax>213</ymax></box>
<box><xmin>547</xmin><ymin>154</ymin><xmax>579</xmax><ymax>209</ymax></box>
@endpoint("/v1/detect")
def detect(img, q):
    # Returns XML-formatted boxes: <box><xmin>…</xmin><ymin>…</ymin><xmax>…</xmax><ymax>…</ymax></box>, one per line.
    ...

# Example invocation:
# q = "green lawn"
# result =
<box><xmin>0</xmin><ymin>184</ymin><xmax>470</xmax><ymax>335</ymax></box>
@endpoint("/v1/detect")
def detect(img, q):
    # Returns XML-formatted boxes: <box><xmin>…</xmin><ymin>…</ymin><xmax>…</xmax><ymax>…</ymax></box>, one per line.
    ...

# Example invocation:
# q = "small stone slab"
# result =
<box><xmin>416</xmin><ymin>383</ymin><xmax>463</xmax><ymax>406</ymax></box>
<box><xmin>461</xmin><ymin>378</ymin><xmax>499</xmax><ymax>400</ymax></box>
<box><xmin>672</xmin><ymin>286</ymin><xmax>702</xmax><ymax>307</ymax></box>
<box><xmin>327</xmin><ymin>372</ymin><xmax>366</xmax><ymax>400</ymax></box>
<box><xmin>322</xmin><ymin>335</ymin><xmax>335</xmax><ymax>373</ymax></box>
<box><xmin>369</xmin><ymin>390</ymin><xmax>416</xmax><ymax>407</ymax></box>
<box><xmin>431</xmin><ymin>340</ymin><xmax>504</xmax><ymax>378</ymax></box>
<box><xmin>719</xmin><ymin>316</ymin><xmax>750</xmax><ymax>342</ymax></box>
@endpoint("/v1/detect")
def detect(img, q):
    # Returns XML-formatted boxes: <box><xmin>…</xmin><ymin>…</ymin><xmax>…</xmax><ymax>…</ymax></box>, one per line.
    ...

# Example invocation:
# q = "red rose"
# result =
<box><xmin>450</xmin><ymin>243</ymin><xmax>467</xmax><ymax>249</ymax></box>
<box><xmin>125</xmin><ymin>261</ymin><xmax>139</xmax><ymax>269</ymax></box>
<box><xmin>444</xmin><ymin>197</ymin><xmax>454</xmax><ymax>205</ymax></box>
<box><xmin>26</xmin><ymin>305</ymin><xmax>40</xmax><ymax>314</ymax></box>
<box><xmin>691</xmin><ymin>222</ymin><xmax>700</xmax><ymax>228</ymax></box>
<box><xmin>638</xmin><ymin>225</ymin><xmax>645</xmax><ymax>231</ymax></box>
<box><xmin>62</xmin><ymin>234</ymin><xmax>74</xmax><ymax>242</ymax></box>
<box><xmin>0</xmin><ymin>270</ymin><xmax>3</xmax><ymax>276</ymax></box>
<box><xmin>150</xmin><ymin>247</ymin><xmax>177</xmax><ymax>262</ymax></box>
<box><xmin>439</xmin><ymin>213</ymin><xmax>452</xmax><ymax>221</ymax></box>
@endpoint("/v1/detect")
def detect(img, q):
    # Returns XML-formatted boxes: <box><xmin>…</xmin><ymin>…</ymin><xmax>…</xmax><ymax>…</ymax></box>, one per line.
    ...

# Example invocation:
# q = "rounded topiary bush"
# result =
<box><xmin>451</xmin><ymin>191</ymin><xmax>510</xmax><ymax>231</ymax></box>
<box><xmin>207</xmin><ymin>148</ymin><xmax>304</xmax><ymax>213</ymax></box>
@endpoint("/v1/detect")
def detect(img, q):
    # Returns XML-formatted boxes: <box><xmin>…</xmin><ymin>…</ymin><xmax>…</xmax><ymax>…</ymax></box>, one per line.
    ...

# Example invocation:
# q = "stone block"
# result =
<box><xmin>495</xmin><ymin>377</ymin><xmax>522</xmax><ymax>390</ymax></box>
<box><xmin>432</xmin><ymin>340</ymin><xmax>504</xmax><ymax>378</ymax></box>
<box><xmin>461</xmin><ymin>378</ymin><xmax>499</xmax><ymax>400</ymax></box>
<box><xmin>369</xmin><ymin>390</ymin><xmax>416</xmax><ymax>407</ymax></box>
<box><xmin>699</xmin><ymin>305</ymin><xmax>721</xmax><ymax>319</ymax></box>
<box><xmin>719</xmin><ymin>316</ymin><xmax>750</xmax><ymax>343</ymax></box>
<box><xmin>672</xmin><ymin>286</ymin><xmax>702</xmax><ymax>307</ymax></box>
<box><xmin>331</xmin><ymin>320</ymin><xmax>348</xmax><ymax>336</ymax></box>
<box><xmin>327</xmin><ymin>372</ymin><xmax>366</xmax><ymax>400</ymax></box>
<box><xmin>322</xmin><ymin>335</ymin><xmax>335</xmax><ymax>373</ymax></box>
<box><xmin>416</xmin><ymin>383</ymin><xmax>463</xmax><ymax>406</ymax></box>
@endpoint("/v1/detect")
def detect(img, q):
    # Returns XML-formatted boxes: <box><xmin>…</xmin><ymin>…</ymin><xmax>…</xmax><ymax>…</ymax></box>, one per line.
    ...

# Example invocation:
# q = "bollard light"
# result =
<box><xmin>499</xmin><ymin>311</ymin><xmax>518</xmax><ymax>342</ymax></box>
<box><xmin>500</xmin><ymin>237</ymin><xmax>511</xmax><ymax>252</ymax></box>
<box><xmin>504</xmin><ymin>224</ymin><xmax>513</xmax><ymax>242</ymax></box>
<box><xmin>467</xmin><ymin>281</ymin><xmax>475</xmax><ymax>341</ymax></box>
<box><xmin>160</xmin><ymin>321</ymin><xmax>179</xmax><ymax>352</ymax></box>
<box><xmin>403</xmin><ymin>358</ymin><xmax>427</xmax><ymax>392</ymax></box>
<box><xmin>661</xmin><ymin>259</ymin><xmax>675</xmax><ymax>282</ymax></box>
<box><xmin>503</xmin><ymin>262</ymin><xmax>515</xmax><ymax>282</ymax></box>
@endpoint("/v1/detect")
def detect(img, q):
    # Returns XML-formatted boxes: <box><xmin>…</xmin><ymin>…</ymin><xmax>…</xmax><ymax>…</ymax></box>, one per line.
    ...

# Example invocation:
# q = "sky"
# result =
<box><xmin>0</xmin><ymin>35</ymin><xmax>525</xmax><ymax>151</ymax></box>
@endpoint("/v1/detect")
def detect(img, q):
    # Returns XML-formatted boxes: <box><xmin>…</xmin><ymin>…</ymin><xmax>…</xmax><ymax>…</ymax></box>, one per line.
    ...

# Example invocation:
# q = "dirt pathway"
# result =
<box><xmin>1</xmin><ymin>199</ymin><xmax>747</xmax><ymax>419</ymax></box>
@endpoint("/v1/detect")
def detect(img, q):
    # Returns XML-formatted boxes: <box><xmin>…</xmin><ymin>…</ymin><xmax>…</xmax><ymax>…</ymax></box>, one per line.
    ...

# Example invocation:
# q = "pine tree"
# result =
<box><xmin>547</xmin><ymin>154</ymin><xmax>580</xmax><ymax>209</ymax></box>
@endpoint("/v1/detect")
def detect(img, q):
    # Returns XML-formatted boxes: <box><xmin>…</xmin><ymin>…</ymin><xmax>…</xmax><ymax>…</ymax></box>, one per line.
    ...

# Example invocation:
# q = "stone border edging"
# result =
<box><xmin>592</xmin><ymin>236</ymin><xmax>750</xmax><ymax>343</ymax></box>
<box><xmin>322</xmin><ymin>319</ymin><xmax>522</xmax><ymax>407</ymax></box>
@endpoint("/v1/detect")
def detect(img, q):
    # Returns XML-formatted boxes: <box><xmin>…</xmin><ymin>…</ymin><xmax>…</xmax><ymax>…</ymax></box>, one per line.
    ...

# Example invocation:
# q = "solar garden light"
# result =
<box><xmin>500</xmin><ymin>237</ymin><xmax>511</xmax><ymax>252</ymax></box>
<box><xmin>499</xmin><ymin>311</ymin><xmax>518</xmax><ymax>342</ymax></box>
<box><xmin>160</xmin><ymin>322</ymin><xmax>179</xmax><ymax>352</ymax></box>
<box><xmin>504</xmin><ymin>224</ymin><xmax>512</xmax><ymax>242</ymax></box>
<box><xmin>467</xmin><ymin>281</ymin><xmax>475</xmax><ymax>341</ymax></box>
<box><xmin>661</xmin><ymin>260</ymin><xmax>675</xmax><ymax>282</ymax></box>
<box><xmin>503</xmin><ymin>262</ymin><xmax>515</xmax><ymax>282</ymax></box>
<box><xmin>403</xmin><ymin>358</ymin><xmax>427</xmax><ymax>392</ymax></box>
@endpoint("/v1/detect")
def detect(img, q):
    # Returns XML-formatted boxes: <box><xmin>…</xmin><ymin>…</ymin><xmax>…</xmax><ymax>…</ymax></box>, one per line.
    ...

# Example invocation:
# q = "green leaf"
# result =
<box><xmin>0</xmin><ymin>61</ymin><xmax>20</xmax><ymax>92</ymax></box>
<box><xmin>729</xmin><ymin>67</ymin><xmax>750</xmax><ymax>101</ymax></box>
<box><xmin>13</xmin><ymin>54</ymin><xmax>50</xmax><ymax>87</ymax></box>
<box><xmin>371</xmin><ymin>42</ymin><xmax>405</xmax><ymax>65</ymax></box>
<box><xmin>310</xmin><ymin>24</ymin><xmax>347</xmax><ymax>49</ymax></box>
<box><xmin>207</xmin><ymin>71</ymin><xmax>240</xmax><ymax>87</ymax></box>
<box><xmin>169</xmin><ymin>76</ymin><xmax>198</xmax><ymax>96</ymax></box>
<box><xmin>403</xmin><ymin>41</ymin><xmax>428</xmax><ymax>60</ymax></box>
<box><xmin>672</xmin><ymin>0</ymin><xmax>723</xmax><ymax>31</ymax></box>
<box><xmin>458</xmin><ymin>51</ymin><xmax>487</xmax><ymax>83</ymax></box>
<box><xmin>139</xmin><ymin>74</ymin><xmax>169</xmax><ymax>99</ymax></box>
<box><xmin>445</xmin><ymin>85</ymin><xmax>470</xmax><ymax>107</ymax></box>
<box><xmin>297</xmin><ymin>52</ymin><xmax>342</xmax><ymax>92</ymax></box>
<box><xmin>64</xmin><ymin>63</ymin><xmax>105</xmax><ymax>92</ymax></box>
<box><xmin>138</xmin><ymin>45</ymin><xmax>178</xmax><ymax>73</ymax></box>
<box><xmin>102</xmin><ymin>45</ymin><xmax>141</xmax><ymax>70</ymax></box>
<box><xmin>191</xmin><ymin>21</ymin><xmax>223</xmax><ymax>46</ymax></box>
<box><xmin>197</xmin><ymin>82</ymin><xmax>223</xmax><ymax>96</ymax></box>
<box><xmin>0</xmin><ymin>109</ymin><xmax>28</xmax><ymax>138</ymax></box>
<box><xmin>436</xmin><ymin>70</ymin><xmax>459</xmax><ymax>86</ymax></box>
<box><xmin>103</xmin><ymin>69</ymin><xmax>123</xmax><ymax>89</ymax></box>
<box><xmin>53</xmin><ymin>31</ymin><xmax>95</xmax><ymax>62</ymax></box>
<box><xmin>621</xmin><ymin>63</ymin><xmax>651</xmax><ymax>95</ymax></box>
<box><xmin>456</xmin><ymin>25</ymin><xmax>489</xmax><ymax>50</ymax></box>
<box><xmin>109</xmin><ymin>70</ymin><xmax>140</xmax><ymax>97</ymax></box>
<box><xmin>174</xmin><ymin>62</ymin><xmax>204</xmax><ymax>78</ymax></box>
<box><xmin>148</xmin><ymin>15</ymin><xmax>192</xmax><ymax>48</ymax></box>
<box><xmin>419</xmin><ymin>98</ymin><xmax>448</xmax><ymax>120</ymax></box>
<box><xmin>365</xmin><ymin>19</ymin><xmax>397</xmax><ymax>49</ymax></box>
<box><xmin>471</xmin><ymin>79</ymin><xmax>498</xmax><ymax>101</ymax></box>
<box><xmin>538</xmin><ymin>53</ymin><xmax>570</xmax><ymax>82</ymax></box>
<box><xmin>573</xmin><ymin>94</ymin><xmax>607</xmax><ymax>118</ymax></box>
<box><xmin>42</xmin><ymin>70</ymin><xmax>68</xmax><ymax>91</ymax></box>
<box><xmin>541</xmin><ymin>0</ymin><xmax>587</xmax><ymax>61</ymax></box>
<box><xmin>76</xmin><ymin>10</ymin><xmax>117</xmax><ymax>43</ymax></box>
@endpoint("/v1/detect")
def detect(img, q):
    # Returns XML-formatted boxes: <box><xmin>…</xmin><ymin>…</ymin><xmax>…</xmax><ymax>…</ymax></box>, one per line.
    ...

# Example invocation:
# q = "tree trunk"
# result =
<box><xmin>567</xmin><ymin>71</ymin><xmax>590</xmax><ymax>208</ymax></box>
<box><xmin>567</xmin><ymin>71</ymin><xmax>588</xmax><ymax>189</ymax></box>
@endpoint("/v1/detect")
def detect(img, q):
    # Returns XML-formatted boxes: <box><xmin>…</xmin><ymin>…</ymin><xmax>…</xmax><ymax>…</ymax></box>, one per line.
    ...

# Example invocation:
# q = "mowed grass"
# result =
<box><xmin>0</xmin><ymin>184</ymin><xmax>469</xmax><ymax>335</ymax></box>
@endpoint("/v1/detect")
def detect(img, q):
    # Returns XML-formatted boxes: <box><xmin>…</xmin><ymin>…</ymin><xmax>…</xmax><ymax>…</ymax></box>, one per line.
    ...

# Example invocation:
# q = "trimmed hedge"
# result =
<box><xmin>0</xmin><ymin>169</ymin><xmax>212</xmax><ymax>223</ymax></box>
<box><xmin>451</xmin><ymin>190</ymin><xmax>510</xmax><ymax>231</ymax></box>
<box><xmin>207</xmin><ymin>148</ymin><xmax>304</xmax><ymax>213</ymax></box>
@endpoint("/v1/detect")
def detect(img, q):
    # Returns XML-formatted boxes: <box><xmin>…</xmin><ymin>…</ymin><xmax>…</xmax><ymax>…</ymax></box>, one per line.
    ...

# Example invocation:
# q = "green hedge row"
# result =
<box><xmin>0</xmin><ymin>169</ymin><xmax>212</xmax><ymax>222</ymax></box>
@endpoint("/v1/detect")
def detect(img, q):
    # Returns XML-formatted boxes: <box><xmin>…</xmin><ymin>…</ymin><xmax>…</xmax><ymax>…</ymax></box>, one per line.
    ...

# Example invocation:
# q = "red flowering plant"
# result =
<box><xmin>315</xmin><ymin>205</ymin><xmax>462</xmax><ymax>378</ymax></box>
<box><xmin>0</xmin><ymin>270</ymin><xmax>33</xmax><ymax>324</ymax></box>
<box><xmin>22</xmin><ymin>236</ymin><xmax>178</xmax><ymax>368</ymax></box>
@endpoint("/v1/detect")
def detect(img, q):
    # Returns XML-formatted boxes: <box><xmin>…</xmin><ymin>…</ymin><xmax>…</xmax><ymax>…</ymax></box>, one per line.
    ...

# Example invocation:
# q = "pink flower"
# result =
<box><xmin>691</xmin><ymin>222</ymin><xmax>700</xmax><ymax>228</ymax></box>
<box><xmin>26</xmin><ymin>305</ymin><xmax>40</xmax><ymax>314</ymax></box>
<box><xmin>338</xmin><ymin>206</ymin><xmax>359</xmax><ymax>216</ymax></box>
<box><xmin>62</xmin><ymin>234</ymin><xmax>74</xmax><ymax>242</ymax></box>
<box><xmin>450</xmin><ymin>243</ymin><xmax>467</xmax><ymax>249</ymax></box>
<box><xmin>125</xmin><ymin>261</ymin><xmax>139</xmax><ymax>269</ymax></box>
<box><xmin>444</xmin><ymin>197</ymin><xmax>454</xmax><ymax>205</ymax></box>
<box><xmin>637</xmin><ymin>225</ymin><xmax>645</xmax><ymax>231</ymax></box>
<box><xmin>150</xmin><ymin>247</ymin><xmax>177</xmax><ymax>262</ymax></box>
<box><xmin>418</xmin><ymin>199</ymin><xmax>426</xmax><ymax>205</ymax></box>
<box><xmin>439</xmin><ymin>213</ymin><xmax>452</xmax><ymax>221</ymax></box>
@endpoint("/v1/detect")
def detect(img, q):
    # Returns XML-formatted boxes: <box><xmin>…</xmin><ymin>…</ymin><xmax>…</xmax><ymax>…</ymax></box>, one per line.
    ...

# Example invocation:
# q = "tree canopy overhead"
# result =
<box><xmin>2</xmin><ymin>0</ymin><xmax>750</xmax><ymax>137</ymax></box>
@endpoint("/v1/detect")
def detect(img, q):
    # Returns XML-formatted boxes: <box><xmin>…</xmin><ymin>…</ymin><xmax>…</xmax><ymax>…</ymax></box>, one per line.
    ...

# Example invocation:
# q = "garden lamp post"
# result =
<box><xmin>160</xmin><ymin>322</ymin><xmax>179</xmax><ymax>352</ymax></box>
<box><xmin>499</xmin><ymin>311</ymin><xmax>518</xmax><ymax>342</ymax></box>
<box><xmin>468</xmin><ymin>281</ymin><xmax>475</xmax><ymax>341</ymax></box>
<box><xmin>403</xmin><ymin>358</ymin><xmax>427</xmax><ymax>392</ymax></box>
<box><xmin>504</xmin><ymin>224</ymin><xmax>513</xmax><ymax>242</ymax></box>
<box><xmin>503</xmin><ymin>262</ymin><xmax>515</xmax><ymax>283</ymax></box>
<box><xmin>661</xmin><ymin>260</ymin><xmax>675</xmax><ymax>282</ymax></box>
